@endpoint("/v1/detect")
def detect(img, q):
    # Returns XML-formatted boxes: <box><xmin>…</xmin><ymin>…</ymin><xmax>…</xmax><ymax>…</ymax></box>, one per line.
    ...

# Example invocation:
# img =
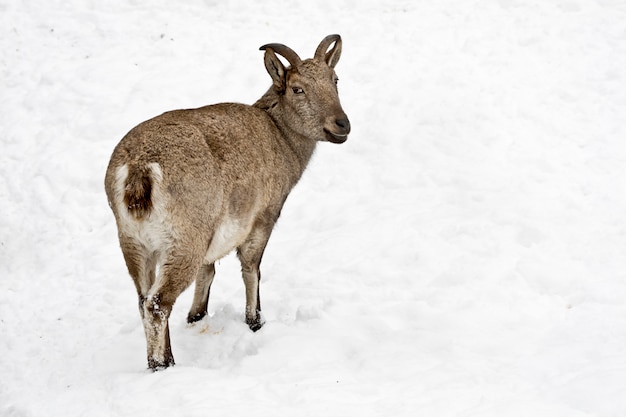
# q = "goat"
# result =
<box><xmin>104</xmin><ymin>35</ymin><xmax>350</xmax><ymax>370</ymax></box>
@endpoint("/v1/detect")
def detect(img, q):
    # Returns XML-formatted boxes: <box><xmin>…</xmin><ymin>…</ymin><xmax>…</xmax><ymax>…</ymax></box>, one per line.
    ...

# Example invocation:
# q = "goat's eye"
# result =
<box><xmin>292</xmin><ymin>87</ymin><xmax>304</xmax><ymax>95</ymax></box>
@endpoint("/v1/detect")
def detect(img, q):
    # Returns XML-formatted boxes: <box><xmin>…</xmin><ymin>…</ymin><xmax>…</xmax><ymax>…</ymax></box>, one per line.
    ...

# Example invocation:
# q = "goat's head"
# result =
<box><xmin>260</xmin><ymin>34</ymin><xmax>351</xmax><ymax>144</ymax></box>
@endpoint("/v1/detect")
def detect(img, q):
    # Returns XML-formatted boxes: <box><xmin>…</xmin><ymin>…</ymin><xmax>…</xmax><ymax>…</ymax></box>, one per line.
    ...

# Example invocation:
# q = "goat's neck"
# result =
<box><xmin>254</xmin><ymin>93</ymin><xmax>317</xmax><ymax>178</ymax></box>
<box><xmin>275</xmin><ymin>117</ymin><xmax>317</xmax><ymax>176</ymax></box>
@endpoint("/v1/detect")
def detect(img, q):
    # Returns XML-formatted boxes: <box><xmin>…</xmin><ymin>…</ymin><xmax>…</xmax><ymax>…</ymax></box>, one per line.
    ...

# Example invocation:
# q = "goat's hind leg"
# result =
<box><xmin>120</xmin><ymin>238</ymin><xmax>156</xmax><ymax>300</ymax></box>
<box><xmin>187</xmin><ymin>262</ymin><xmax>216</xmax><ymax>323</ymax></box>
<box><xmin>122</xmin><ymin>238</ymin><xmax>202</xmax><ymax>370</ymax></box>
<box><xmin>141</xmin><ymin>249</ymin><xmax>203</xmax><ymax>370</ymax></box>
<box><xmin>119</xmin><ymin>239</ymin><xmax>169</xmax><ymax>368</ymax></box>
<box><xmin>141</xmin><ymin>292</ymin><xmax>175</xmax><ymax>370</ymax></box>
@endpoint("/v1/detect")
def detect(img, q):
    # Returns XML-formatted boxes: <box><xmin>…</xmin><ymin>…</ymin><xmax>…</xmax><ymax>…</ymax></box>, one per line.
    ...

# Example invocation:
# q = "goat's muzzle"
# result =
<box><xmin>324</xmin><ymin>116</ymin><xmax>351</xmax><ymax>144</ymax></box>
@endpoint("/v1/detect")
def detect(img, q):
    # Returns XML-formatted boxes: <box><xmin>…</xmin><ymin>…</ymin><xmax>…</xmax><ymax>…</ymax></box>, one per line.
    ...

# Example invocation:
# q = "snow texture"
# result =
<box><xmin>2</xmin><ymin>0</ymin><xmax>626</xmax><ymax>416</ymax></box>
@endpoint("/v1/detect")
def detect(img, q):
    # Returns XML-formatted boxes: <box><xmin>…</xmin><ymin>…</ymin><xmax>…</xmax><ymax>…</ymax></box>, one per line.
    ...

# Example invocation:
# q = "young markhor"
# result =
<box><xmin>104</xmin><ymin>35</ymin><xmax>350</xmax><ymax>370</ymax></box>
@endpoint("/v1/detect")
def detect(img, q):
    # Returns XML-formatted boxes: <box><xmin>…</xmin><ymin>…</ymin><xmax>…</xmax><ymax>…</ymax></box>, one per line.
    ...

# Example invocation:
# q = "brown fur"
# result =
<box><xmin>123</xmin><ymin>166</ymin><xmax>153</xmax><ymax>220</ymax></box>
<box><xmin>104</xmin><ymin>35</ymin><xmax>350</xmax><ymax>370</ymax></box>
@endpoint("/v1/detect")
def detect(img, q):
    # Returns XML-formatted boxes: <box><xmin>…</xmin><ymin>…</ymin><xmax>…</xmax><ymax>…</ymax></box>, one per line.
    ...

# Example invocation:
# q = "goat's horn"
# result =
<box><xmin>314</xmin><ymin>34</ymin><xmax>341</xmax><ymax>61</ymax></box>
<box><xmin>259</xmin><ymin>43</ymin><xmax>302</xmax><ymax>67</ymax></box>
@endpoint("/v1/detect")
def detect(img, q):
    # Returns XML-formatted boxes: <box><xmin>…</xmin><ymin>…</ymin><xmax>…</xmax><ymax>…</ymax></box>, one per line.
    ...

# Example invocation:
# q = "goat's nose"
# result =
<box><xmin>335</xmin><ymin>117</ymin><xmax>351</xmax><ymax>134</ymax></box>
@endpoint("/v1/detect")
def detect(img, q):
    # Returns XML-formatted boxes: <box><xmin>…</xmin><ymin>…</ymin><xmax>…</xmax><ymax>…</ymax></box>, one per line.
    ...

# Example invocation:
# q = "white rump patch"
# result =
<box><xmin>113</xmin><ymin>162</ymin><xmax>173</xmax><ymax>254</ymax></box>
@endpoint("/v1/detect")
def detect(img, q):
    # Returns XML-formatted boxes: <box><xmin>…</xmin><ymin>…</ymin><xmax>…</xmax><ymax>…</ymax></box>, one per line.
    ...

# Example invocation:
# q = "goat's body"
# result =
<box><xmin>105</xmin><ymin>36</ymin><xmax>349</xmax><ymax>370</ymax></box>
<box><xmin>106</xmin><ymin>104</ymin><xmax>310</xmax><ymax>366</ymax></box>
<box><xmin>106</xmin><ymin>103</ymin><xmax>306</xmax><ymax>265</ymax></box>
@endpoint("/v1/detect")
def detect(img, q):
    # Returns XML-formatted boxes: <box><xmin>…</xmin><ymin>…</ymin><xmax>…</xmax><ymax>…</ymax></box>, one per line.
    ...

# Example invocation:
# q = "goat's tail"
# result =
<box><xmin>123</xmin><ymin>165</ymin><xmax>154</xmax><ymax>220</ymax></box>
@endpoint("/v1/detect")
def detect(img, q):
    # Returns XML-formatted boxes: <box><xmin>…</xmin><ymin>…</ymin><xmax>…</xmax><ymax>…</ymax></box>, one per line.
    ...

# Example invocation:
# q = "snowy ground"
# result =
<box><xmin>2</xmin><ymin>0</ymin><xmax>626</xmax><ymax>416</ymax></box>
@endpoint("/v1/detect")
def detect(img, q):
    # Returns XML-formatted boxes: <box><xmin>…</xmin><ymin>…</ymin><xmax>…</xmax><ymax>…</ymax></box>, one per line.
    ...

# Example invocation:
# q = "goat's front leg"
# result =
<box><xmin>187</xmin><ymin>263</ymin><xmax>216</xmax><ymax>323</ymax></box>
<box><xmin>237</xmin><ymin>222</ymin><xmax>273</xmax><ymax>331</ymax></box>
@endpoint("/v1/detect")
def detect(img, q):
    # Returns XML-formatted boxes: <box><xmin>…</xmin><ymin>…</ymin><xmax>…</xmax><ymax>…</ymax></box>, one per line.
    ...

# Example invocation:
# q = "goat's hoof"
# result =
<box><xmin>187</xmin><ymin>311</ymin><xmax>207</xmax><ymax>324</ymax></box>
<box><xmin>247</xmin><ymin>318</ymin><xmax>264</xmax><ymax>332</ymax></box>
<box><xmin>148</xmin><ymin>358</ymin><xmax>175</xmax><ymax>371</ymax></box>
<box><xmin>249</xmin><ymin>322</ymin><xmax>263</xmax><ymax>332</ymax></box>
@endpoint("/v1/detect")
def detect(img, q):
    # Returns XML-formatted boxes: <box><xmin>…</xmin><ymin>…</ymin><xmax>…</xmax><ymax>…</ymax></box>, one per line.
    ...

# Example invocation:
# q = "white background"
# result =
<box><xmin>1</xmin><ymin>0</ymin><xmax>625</xmax><ymax>416</ymax></box>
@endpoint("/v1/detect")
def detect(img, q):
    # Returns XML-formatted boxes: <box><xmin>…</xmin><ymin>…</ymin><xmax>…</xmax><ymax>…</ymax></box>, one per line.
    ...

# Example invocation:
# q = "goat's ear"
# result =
<box><xmin>262</xmin><ymin>48</ymin><xmax>286</xmax><ymax>91</ymax></box>
<box><xmin>325</xmin><ymin>38</ymin><xmax>342</xmax><ymax>68</ymax></box>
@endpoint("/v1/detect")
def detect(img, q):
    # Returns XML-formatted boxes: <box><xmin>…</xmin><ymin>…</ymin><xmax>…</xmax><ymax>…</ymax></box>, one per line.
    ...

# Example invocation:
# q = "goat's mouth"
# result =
<box><xmin>324</xmin><ymin>129</ymin><xmax>349</xmax><ymax>144</ymax></box>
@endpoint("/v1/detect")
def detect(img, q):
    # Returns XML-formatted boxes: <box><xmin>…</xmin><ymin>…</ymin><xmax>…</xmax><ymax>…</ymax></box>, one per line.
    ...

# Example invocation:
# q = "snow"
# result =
<box><xmin>2</xmin><ymin>0</ymin><xmax>626</xmax><ymax>415</ymax></box>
